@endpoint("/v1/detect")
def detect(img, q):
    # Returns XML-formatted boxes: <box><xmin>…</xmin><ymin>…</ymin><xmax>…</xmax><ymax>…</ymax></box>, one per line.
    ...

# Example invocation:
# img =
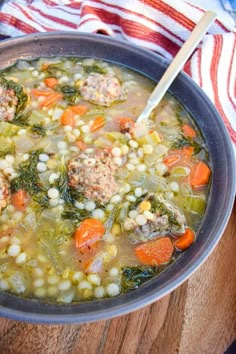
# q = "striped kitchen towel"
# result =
<box><xmin>0</xmin><ymin>0</ymin><xmax>235</xmax><ymax>144</ymax></box>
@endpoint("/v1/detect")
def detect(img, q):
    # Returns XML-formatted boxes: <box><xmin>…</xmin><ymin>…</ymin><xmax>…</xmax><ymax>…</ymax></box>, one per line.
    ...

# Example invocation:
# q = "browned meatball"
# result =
<box><xmin>127</xmin><ymin>194</ymin><xmax>187</xmax><ymax>242</ymax></box>
<box><xmin>78</xmin><ymin>73</ymin><xmax>127</xmax><ymax>106</ymax></box>
<box><xmin>0</xmin><ymin>172</ymin><xmax>9</xmax><ymax>212</ymax></box>
<box><xmin>68</xmin><ymin>150</ymin><xmax>118</xmax><ymax>204</ymax></box>
<box><xmin>0</xmin><ymin>84</ymin><xmax>18</xmax><ymax>122</ymax></box>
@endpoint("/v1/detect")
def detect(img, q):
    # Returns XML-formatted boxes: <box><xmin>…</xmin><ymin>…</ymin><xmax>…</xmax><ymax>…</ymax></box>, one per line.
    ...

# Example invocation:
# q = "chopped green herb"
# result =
<box><xmin>12</xmin><ymin>110</ymin><xmax>31</xmax><ymax>127</ymax></box>
<box><xmin>54</xmin><ymin>159</ymin><xmax>88</xmax><ymax>223</ymax></box>
<box><xmin>10</xmin><ymin>150</ymin><xmax>50</xmax><ymax>209</ymax></box>
<box><xmin>129</xmin><ymin>194</ymin><xmax>148</xmax><ymax>211</ymax></box>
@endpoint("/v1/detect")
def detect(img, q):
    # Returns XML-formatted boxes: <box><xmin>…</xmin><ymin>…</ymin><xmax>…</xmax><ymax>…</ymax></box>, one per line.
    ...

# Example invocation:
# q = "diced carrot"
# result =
<box><xmin>90</xmin><ymin>116</ymin><xmax>106</xmax><ymax>132</ymax></box>
<box><xmin>60</xmin><ymin>109</ymin><xmax>75</xmax><ymax>127</ymax></box>
<box><xmin>40</xmin><ymin>93</ymin><xmax>63</xmax><ymax>108</ymax></box>
<box><xmin>70</xmin><ymin>104</ymin><xmax>88</xmax><ymax>116</ymax></box>
<box><xmin>182</xmin><ymin>124</ymin><xmax>196</xmax><ymax>138</ymax></box>
<box><xmin>135</xmin><ymin>237</ymin><xmax>174</xmax><ymax>266</ymax></box>
<box><xmin>163</xmin><ymin>155</ymin><xmax>180</xmax><ymax>167</ymax></box>
<box><xmin>75</xmin><ymin>140</ymin><xmax>87</xmax><ymax>151</ymax></box>
<box><xmin>190</xmin><ymin>161</ymin><xmax>211</xmax><ymax>188</ymax></box>
<box><xmin>44</xmin><ymin>77</ymin><xmax>59</xmax><ymax>89</ymax></box>
<box><xmin>75</xmin><ymin>218</ymin><xmax>105</xmax><ymax>252</ymax></box>
<box><xmin>118</xmin><ymin>117</ymin><xmax>135</xmax><ymax>134</ymax></box>
<box><xmin>31</xmin><ymin>89</ymin><xmax>62</xmax><ymax>108</ymax></box>
<box><xmin>31</xmin><ymin>89</ymin><xmax>52</xmax><ymax>97</ymax></box>
<box><xmin>163</xmin><ymin>146</ymin><xmax>194</xmax><ymax>169</ymax></box>
<box><xmin>174</xmin><ymin>228</ymin><xmax>195</xmax><ymax>250</ymax></box>
<box><xmin>182</xmin><ymin>146</ymin><xmax>194</xmax><ymax>156</ymax></box>
<box><xmin>11</xmin><ymin>189</ymin><xmax>29</xmax><ymax>211</ymax></box>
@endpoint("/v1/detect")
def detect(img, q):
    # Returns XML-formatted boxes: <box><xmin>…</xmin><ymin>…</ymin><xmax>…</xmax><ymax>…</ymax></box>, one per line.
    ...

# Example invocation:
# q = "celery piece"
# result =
<box><xmin>0</xmin><ymin>136</ymin><xmax>15</xmax><ymax>157</ymax></box>
<box><xmin>183</xmin><ymin>195</ymin><xmax>206</xmax><ymax>215</ymax></box>
<box><xmin>39</xmin><ymin>238</ymin><xmax>63</xmax><ymax>275</ymax></box>
<box><xmin>94</xmin><ymin>136</ymin><xmax>112</xmax><ymax>148</ymax></box>
<box><xmin>171</xmin><ymin>166</ymin><xmax>190</xmax><ymax>177</ymax></box>
<box><xmin>0</xmin><ymin>121</ymin><xmax>19</xmax><ymax>136</ymax></box>
<box><xmin>128</xmin><ymin>172</ymin><xmax>146</xmax><ymax>186</ymax></box>
<box><xmin>116</xmin><ymin>202</ymin><xmax>129</xmax><ymax>223</ymax></box>
<box><xmin>105</xmin><ymin>132</ymin><xmax>128</xmax><ymax>143</ymax></box>
<box><xmin>137</xmin><ymin>131</ymin><xmax>161</xmax><ymax>145</ymax></box>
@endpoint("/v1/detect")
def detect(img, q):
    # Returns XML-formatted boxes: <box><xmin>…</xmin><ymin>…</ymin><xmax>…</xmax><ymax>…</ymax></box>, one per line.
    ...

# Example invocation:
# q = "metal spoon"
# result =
<box><xmin>136</xmin><ymin>11</ymin><xmax>217</xmax><ymax>124</ymax></box>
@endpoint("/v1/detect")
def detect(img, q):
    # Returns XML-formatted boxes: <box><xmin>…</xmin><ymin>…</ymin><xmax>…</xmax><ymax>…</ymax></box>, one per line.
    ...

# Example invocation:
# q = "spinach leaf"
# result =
<box><xmin>122</xmin><ymin>266</ymin><xmax>159</xmax><ymax>292</ymax></box>
<box><xmin>10</xmin><ymin>150</ymin><xmax>49</xmax><ymax>208</ymax></box>
<box><xmin>30</xmin><ymin>124</ymin><xmax>46</xmax><ymax>136</ymax></box>
<box><xmin>12</xmin><ymin>110</ymin><xmax>31</xmax><ymax>127</ymax></box>
<box><xmin>84</xmin><ymin>64</ymin><xmax>105</xmax><ymax>74</ymax></box>
<box><xmin>148</xmin><ymin>194</ymin><xmax>179</xmax><ymax>225</ymax></box>
<box><xmin>43</xmin><ymin>63</ymin><xmax>66</xmax><ymax>77</ymax></box>
<box><xmin>0</xmin><ymin>77</ymin><xmax>29</xmax><ymax>118</ymax></box>
<box><xmin>60</xmin><ymin>85</ymin><xmax>80</xmax><ymax>104</ymax></box>
<box><xmin>172</xmin><ymin>135</ymin><xmax>203</xmax><ymax>155</ymax></box>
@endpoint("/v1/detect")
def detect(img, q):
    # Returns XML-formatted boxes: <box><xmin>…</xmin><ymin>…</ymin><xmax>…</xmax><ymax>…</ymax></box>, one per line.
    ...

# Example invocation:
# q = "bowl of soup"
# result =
<box><xmin>0</xmin><ymin>32</ymin><xmax>234</xmax><ymax>323</ymax></box>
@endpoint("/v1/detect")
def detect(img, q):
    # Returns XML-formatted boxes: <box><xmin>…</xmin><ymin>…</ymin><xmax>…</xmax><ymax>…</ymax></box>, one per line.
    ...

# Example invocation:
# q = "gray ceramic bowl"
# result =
<box><xmin>0</xmin><ymin>32</ymin><xmax>235</xmax><ymax>324</ymax></box>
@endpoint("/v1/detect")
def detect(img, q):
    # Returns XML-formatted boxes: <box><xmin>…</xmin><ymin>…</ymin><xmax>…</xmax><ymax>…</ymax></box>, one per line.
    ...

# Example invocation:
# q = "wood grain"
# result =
<box><xmin>0</xmin><ymin>204</ymin><xmax>235</xmax><ymax>354</ymax></box>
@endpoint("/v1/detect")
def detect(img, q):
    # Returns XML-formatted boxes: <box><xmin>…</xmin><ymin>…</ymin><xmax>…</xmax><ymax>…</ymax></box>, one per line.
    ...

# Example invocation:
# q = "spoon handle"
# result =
<box><xmin>136</xmin><ymin>11</ymin><xmax>217</xmax><ymax>123</ymax></box>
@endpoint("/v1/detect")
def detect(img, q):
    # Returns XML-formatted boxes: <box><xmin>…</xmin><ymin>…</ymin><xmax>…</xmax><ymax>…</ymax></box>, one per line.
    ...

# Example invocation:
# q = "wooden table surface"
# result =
<box><xmin>0</xmin><ymin>202</ymin><xmax>235</xmax><ymax>354</ymax></box>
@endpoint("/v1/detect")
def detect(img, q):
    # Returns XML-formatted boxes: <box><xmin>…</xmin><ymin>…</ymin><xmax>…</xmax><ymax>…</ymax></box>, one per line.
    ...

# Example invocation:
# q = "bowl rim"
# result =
<box><xmin>0</xmin><ymin>31</ymin><xmax>235</xmax><ymax>324</ymax></box>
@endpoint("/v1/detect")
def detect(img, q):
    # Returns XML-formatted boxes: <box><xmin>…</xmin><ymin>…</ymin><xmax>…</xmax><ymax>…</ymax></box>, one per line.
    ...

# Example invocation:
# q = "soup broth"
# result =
<box><xmin>0</xmin><ymin>57</ymin><xmax>211</xmax><ymax>302</ymax></box>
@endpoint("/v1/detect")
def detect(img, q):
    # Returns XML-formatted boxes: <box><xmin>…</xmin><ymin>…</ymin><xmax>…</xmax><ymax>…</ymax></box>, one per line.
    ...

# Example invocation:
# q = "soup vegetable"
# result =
<box><xmin>0</xmin><ymin>57</ymin><xmax>211</xmax><ymax>303</ymax></box>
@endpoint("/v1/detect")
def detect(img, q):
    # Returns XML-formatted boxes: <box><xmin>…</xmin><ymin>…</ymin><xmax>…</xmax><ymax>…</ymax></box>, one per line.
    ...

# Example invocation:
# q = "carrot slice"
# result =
<box><xmin>182</xmin><ymin>124</ymin><xmax>196</xmax><ymax>138</ymax></box>
<box><xmin>182</xmin><ymin>146</ymin><xmax>194</xmax><ymax>156</ymax></box>
<box><xmin>174</xmin><ymin>228</ymin><xmax>195</xmax><ymax>250</ymax></box>
<box><xmin>75</xmin><ymin>140</ymin><xmax>87</xmax><ymax>151</ymax></box>
<box><xmin>40</xmin><ymin>93</ymin><xmax>63</xmax><ymax>108</ymax></box>
<box><xmin>31</xmin><ymin>89</ymin><xmax>52</xmax><ymax>97</ymax></box>
<box><xmin>11</xmin><ymin>189</ymin><xmax>29</xmax><ymax>211</ymax></box>
<box><xmin>60</xmin><ymin>109</ymin><xmax>75</xmax><ymax>127</ymax></box>
<box><xmin>44</xmin><ymin>77</ymin><xmax>59</xmax><ymax>89</ymax></box>
<box><xmin>31</xmin><ymin>89</ymin><xmax>62</xmax><ymax>108</ymax></box>
<box><xmin>90</xmin><ymin>116</ymin><xmax>106</xmax><ymax>132</ymax></box>
<box><xmin>190</xmin><ymin>161</ymin><xmax>211</xmax><ymax>188</ymax></box>
<box><xmin>70</xmin><ymin>104</ymin><xmax>88</xmax><ymax>116</ymax></box>
<box><xmin>163</xmin><ymin>155</ymin><xmax>180</xmax><ymax>167</ymax></box>
<box><xmin>163</xmin><ymin>146</ymin><xmax>194</xmax><ymax>169</ymax></box>
<box><xmin>75</xmin><ymin>218</ymin><xmax>105</xmax><ymax>252</ymax></box>
<box><xmin>135</xmin><ymin>237</ymin><xmax>174</xmax><ymax>266</ymax></box>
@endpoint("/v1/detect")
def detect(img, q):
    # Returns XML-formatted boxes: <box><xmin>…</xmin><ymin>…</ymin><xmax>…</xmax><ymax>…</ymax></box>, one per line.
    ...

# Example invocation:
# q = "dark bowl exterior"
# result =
<box><xmin>0</xmin><ymin>32</ymin><xmax>235</xmax><ymax>324</ymax></box>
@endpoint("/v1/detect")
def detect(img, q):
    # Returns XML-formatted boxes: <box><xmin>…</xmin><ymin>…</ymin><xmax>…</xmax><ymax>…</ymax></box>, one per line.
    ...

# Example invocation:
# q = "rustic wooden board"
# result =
<box><xmin>0</xmin><ymin>203</ymin><xmax>235</xmax><ymax>354</ymax></box>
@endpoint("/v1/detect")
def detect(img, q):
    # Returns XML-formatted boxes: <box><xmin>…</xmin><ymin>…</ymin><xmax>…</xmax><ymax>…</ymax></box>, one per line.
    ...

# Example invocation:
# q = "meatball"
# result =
<box><xmin>0</xmin><ymin>84</ymin><xmax>18</xmax><ymax>122</ymax></box>
<box><xmin>78</xmin><ymin>73</ymin><xmax>127</xmax><ymax>106</ymax></box>
<box><xmin>0</xmin><ymin>172</ymin><xmax>9</xmax><ymax>212</ymax></box>
<box><xmin>127</xmin><ymin>194</ymin><xmax>187</xmax><ymax>242</ymax></box>
<box><xmin>68</xmin><ymin>150</ymin><xmax>118</xmax><ymax>204</ymax></box>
